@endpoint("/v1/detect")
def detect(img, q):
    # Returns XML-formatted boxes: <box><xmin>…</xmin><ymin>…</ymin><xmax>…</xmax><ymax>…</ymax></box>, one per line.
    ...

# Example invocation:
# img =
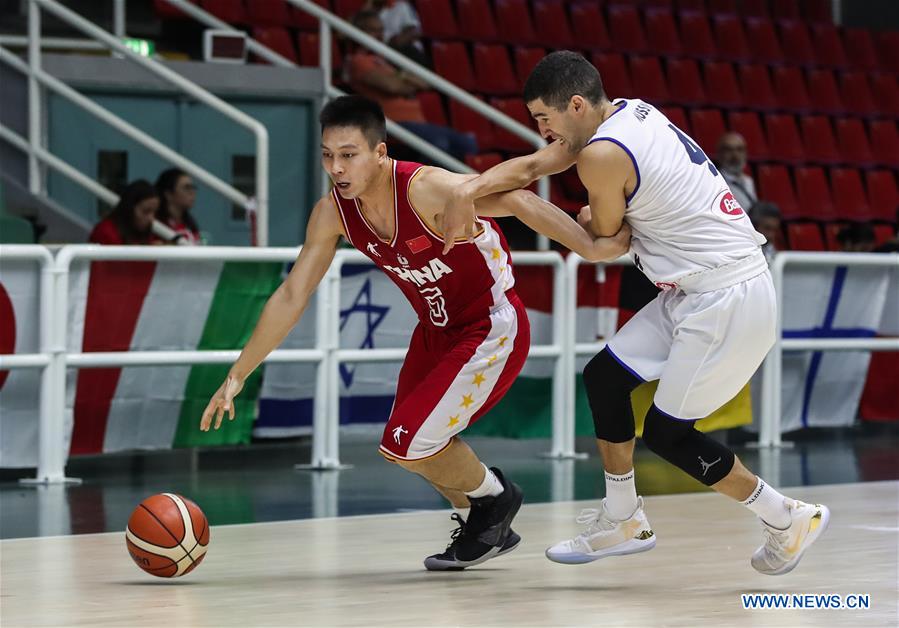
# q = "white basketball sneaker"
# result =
<box><xmin>751</xmin><ymin>499</ymin><xmax>830</xmax><ymax>575</ymax></box>
<box><xmin>545</xmin><ymin>496</ymin><xmax>656</xmax><ymax>565</ymax></box>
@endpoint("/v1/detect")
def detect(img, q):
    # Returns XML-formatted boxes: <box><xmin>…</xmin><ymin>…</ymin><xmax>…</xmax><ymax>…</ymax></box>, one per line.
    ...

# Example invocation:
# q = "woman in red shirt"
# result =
<box><xmin>89</xmin><ymin>179</ymin><xmax>161</xmax><ymax>245</ymax></box>
<box><xmin>155</xmin><ymin>168</ymin><xmax>202</xmax><ymax>244</ymax></box>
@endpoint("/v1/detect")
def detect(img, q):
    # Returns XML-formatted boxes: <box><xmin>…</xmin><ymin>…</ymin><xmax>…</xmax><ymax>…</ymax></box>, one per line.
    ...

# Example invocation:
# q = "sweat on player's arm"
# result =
<box><xmin>199</xmin><ymin>195</ymin><xmax>343</xmax><ymax>432</ymax></box>
<box><xmin>413</xmin><ymin>166</ymin><xmax>629</xmax><ymax>262</ymax></box>
<box><xmin>441</xmin><ymin>140</ymin><xmax>577</xmax><ymax>252</ymax></box>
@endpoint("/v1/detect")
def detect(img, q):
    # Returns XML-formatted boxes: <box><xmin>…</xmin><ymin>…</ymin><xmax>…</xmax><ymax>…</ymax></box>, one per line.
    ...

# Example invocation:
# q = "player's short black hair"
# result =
<box><xmin>523</xmin><ymin>51</ymin><xmax>605</xmax><ymax>111</ymax></box>
<box><xmin>319</xmin><ymin>95</ymin><xmax>387</xmax><ymax>148</ymax></box>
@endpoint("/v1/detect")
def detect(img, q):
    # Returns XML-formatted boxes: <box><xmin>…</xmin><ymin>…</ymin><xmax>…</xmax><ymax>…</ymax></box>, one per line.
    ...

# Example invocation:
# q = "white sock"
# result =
<box><xmin>742</xmin><ymin>477</ymin><xmax>791</xmax><ymax>529</ymax></box>
<box><xmin>454</xmin><ymin>507</ymin><xmax>470</xmax><ymax>522</ymax></box>
<box><xmin>464</xmin><ymin>465</ymin><xmax>505</xmax><ymax>499</ymax></box>
<box><xmin>604</xmin><ymin>469</ymin><xmax>639</xmax><ymax>520</ymax></box>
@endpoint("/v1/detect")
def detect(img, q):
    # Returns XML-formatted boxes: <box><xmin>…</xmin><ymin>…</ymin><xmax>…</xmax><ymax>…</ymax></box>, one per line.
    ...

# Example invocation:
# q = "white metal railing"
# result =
<box><xmin>0</xmin><ymin>245</ymin><xmax>567</xmax><ymax>481</ymax></box>
<box><xmin>758</xmin><ymin>252</ymin><xmax>899</xmax><ymax>448</ymax></box>
<box><xmin>19</xmin><ymin>0</ymin><xmax>270</xmax><ymax>244</ymax></box>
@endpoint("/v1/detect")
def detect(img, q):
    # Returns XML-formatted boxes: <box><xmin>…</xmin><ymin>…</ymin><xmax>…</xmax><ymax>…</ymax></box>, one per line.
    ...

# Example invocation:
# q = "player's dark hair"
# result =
<box><xmin>523</xmin><ymin>51</ymin><xmax>605</xmax><ymax>110</ymax></box>
<box><xmin>319</xmin><ymin>95</ymin><xmax>387</xmax><ymax>149</ymax></box>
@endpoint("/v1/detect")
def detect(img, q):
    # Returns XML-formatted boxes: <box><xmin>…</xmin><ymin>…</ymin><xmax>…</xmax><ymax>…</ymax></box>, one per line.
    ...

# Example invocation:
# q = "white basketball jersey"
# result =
<box><xmin>587</xmin><ymin>99</ymin><xmax>765</xmax><ymax>287</ymax></box>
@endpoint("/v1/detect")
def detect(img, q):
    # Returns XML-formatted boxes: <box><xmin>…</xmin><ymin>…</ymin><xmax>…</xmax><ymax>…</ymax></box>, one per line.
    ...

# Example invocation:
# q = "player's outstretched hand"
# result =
<box><xmin>442</xmin><ymin>189</ymin><xmax>477</xmax><ymax>255</ymax></box>
<box><xmin>199</xmin><ymin>375</ymin><xmax>245</xmax><ymax>431</ymax></box>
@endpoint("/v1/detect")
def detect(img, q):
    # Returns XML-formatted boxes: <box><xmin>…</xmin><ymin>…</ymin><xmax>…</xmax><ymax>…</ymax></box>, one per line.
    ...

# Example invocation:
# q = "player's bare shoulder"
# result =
<box><xmin>409</xmin><ymin>166</ymin><xmax>478</xmax><ymax>229</ymax></box>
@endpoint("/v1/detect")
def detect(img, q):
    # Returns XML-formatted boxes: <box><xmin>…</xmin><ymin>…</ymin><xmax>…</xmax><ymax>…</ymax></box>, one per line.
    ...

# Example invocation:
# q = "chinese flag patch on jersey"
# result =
<box><xmin>406</xmin><ymin>235</ymin><xmax>432</xmax><ymax>254</ymax></box>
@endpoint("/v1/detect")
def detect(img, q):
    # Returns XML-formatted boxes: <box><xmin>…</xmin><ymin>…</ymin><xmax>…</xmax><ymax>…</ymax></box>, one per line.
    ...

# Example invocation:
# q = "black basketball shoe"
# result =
<box><xmin>452</xmin><ymin>467</ymin><xmax>523</xmax><ymax>567</ymax></box>
<box><xmin>423</xmin><ymin>513</ymin><xmax>522</xmax><ymax>571</ymax></box>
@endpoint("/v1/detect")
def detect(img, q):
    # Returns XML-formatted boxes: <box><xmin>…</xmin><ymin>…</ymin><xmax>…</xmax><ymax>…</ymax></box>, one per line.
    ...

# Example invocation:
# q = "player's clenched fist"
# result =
<box><xmin>199</xmin><ymin>375</ymin><xmax>245</xmax><ymax>431</ymax></box>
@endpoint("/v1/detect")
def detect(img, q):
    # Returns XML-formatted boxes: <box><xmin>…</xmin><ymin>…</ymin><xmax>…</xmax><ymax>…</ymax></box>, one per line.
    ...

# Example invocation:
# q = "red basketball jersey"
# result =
<box><xmin>332</xmin><ymin>160</ymin><xmax>516</xmax><ymax>329</ymax></box>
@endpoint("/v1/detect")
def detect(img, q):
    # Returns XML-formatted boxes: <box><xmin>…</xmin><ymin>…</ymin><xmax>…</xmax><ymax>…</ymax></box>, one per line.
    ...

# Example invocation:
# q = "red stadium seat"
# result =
<box><xmin>843</xmin><ymin>28</ymin><xmax>880</xmax><ymax>71</ymax></box>
<box><xmin>870</xmin><ymin>73</ymin><xmax>899</xmax><ymax>118</ymax></box>
<box><xmin>795</xmin><ymin>166</ymin><xmax>836</xmax><ymax>220</ymax></box>
<box><xmin>570</xmin><ymin>3</ymin><xmax>610</xmax><ymax>50</ymax></box>
<box><xmin>333</xmin><ymin>0</ymin><xmax>364</xmax><ymax>18</ymax></box>
<box><xmin>786</xmin><ymin>223</ymin><xmax>826</xmax><ymax>250</ymax></box>
<box><xmin>764</xmin><ymin>114</ymin><xmax>804</xmax><ymax>163</ymax></box>
<box><xmin>661</xmin><ymin>106</ymin><xmax>690</xmax><ymax>134</ymax></box>
<box><xmin>738</xmin><ymin>65</ymin><xmax>777</xmax><ymax>110</ymax></box>
<box><xmin>812</xmin><ymin>24</ymin><xmax>848</xmax><ymax>68</ymax></box>
<box><xmin>465</xmin><ymin>152</ymin><xmax>503</xmax><ymax>172</ymax></box>
<box><xmin>706</xmin><ymin>0</ymin><xmax>738</xmax><ymax>15</ymax></box>
<box><xmin>456</xmin><ymin>0</ymin><xmax>498</xmax><ymax>42</ymax></box>
<box><xmin>449</xmin><ymin>100</ymin><xmax>495</xmax><ymax>151</ymax></box>
<box><xmin>869</xmin><ymin>120</ymin><xmax>899</xmax><ymax>169</ymax></box>
<box><xmin>745</xmin><ymin>17</ymin><xmax>784</xmax><ymax>64</ymax></box>
<box><xmin>679</xmin><ymin>11</ymin><xmax>717</xmax><ymax>59</ymax></box>
<box><xmin>591</xmin><ymin>53</ymin><xmax>634</xmax><ymax>99</ymax></box>
<box><xmin>246</xmin><ymin>0</ymin><xmax>290</xmax><ymax>26</ymax></box>
<box><xmin>772</xmin><ymin>0</ymin><xmax>801</xmax><ymax>20</ymax></box>
<box><xmin>807</xmin><ymin>69</ymin><xmax>844</xmax><ymax>115</ymax></box>
<box><xmin>757</xmin><ymin>165</ymin><xmax>800</xmax><ymax>219</ymax></box>
<box><xmin>489</xmin><ymin>97</ymin><xmax>533</xmax><ymax>152</ymax></box>
<box><xmin>676</xmin><ymin>0</ymin><xmax>707</xmax><ymax>10</ymax></box>
<box><xmin>607</xmin><ymin>5</ymin><xmax>648</xmax><ymax>53</ymax></box>
<box><xmin>740</xmin><ymin>0</ymin><xmax>769</xmax><ymax>17</ymax></box>
<box><xmin>835</xmin><ymin>118</ymin><xmax>874</xmax><ymax>166</ymax></box>
<box><xmin>689</xmin><ymin>108</ymin><xmax>726</xmax><ymax>155</ymax></box>
<box><xmin>417</xmin><ymin>91</ymin><xmax>447</xmax><ymax>125</ymax></box>
<box><xmin>772</xmin><ymin>66</ymin><xmax>811</xmax><ymax>112</ymax></box>
<box><xmin>201</xmin><ymin>0</ymin><xmax>246</xmax><ymax>24</ymax></box>
<box><xmin>873</xmin><ymin>224</ymin><xmax>896</xmax><ymax>247</ymax></box>
<box><xmin>865</xmin><ymin>170</ymin><xmax>899</xmax><ymax>222</ymax></box>
<box><xmin>644</xmin><ymin>9</ymin><xmax>682</xmax><ymax>56</ymax></box>
<box><xmin>801</xmin><ymin>0</ymin><xmax>832</xmax><ymax>23</ymax></box>
<box><xmin>866</xmin><ymin>170</ymin><xmax>899</xmax><ymax>221</ymax></box>
<box><xmin>432</xmin><ymin>41</ymin><xmax>475</xmax><ymax>92</ymax></box>
<box><xmin>702</xmin><ymin>61</ymin><xmax>742</xmax><ymax>108</ymax></box>
<box><xmin>728</xmin><ymin>111</ymin><xmax>769</xmax><ymax>161</ymax></box>
<box><xmin>876</xmin><ymin>31</ymin><xmax>899</xmax><ymax>73</ymax></box>
<box><xmin>532</xmin><ymin>0</ymin><xmax>573</xmax><ymax>48</ymax></box>
<box><xmin>292</xmin><ymin>0</ymin><xmax>329</xmax><ymax>31</ymax></box>
<box><xmin>416</xmin><ymin>0</ymin><xmax>460</xmax><ymax>40</ymax></box>
<box><xmin>494</xmin><ymin>0</ymin><xmax>537</xmax><ymax>45</ymax></box>
<box><xmin>252</xmin><ymin>27</ymin><xmax>298</xmax><ymax>65</ymax></box>
<box><xmin>666</xmin><ymin>58</ymin><xmax>706</xmax><ymax>106</ymax></box>
<box><xmin>713</xmin><ymin>15</ymin><xmax>751</xmax><ymax>61</ymax></box>
<box><xmin>513</xmin><ymin>47</ymin><xmax>546</xmax><ymax>91</ymax></box>
<box><xmin>154</xmin><ymin>0</ymin><xmax>188</xmax><ymax>19</ymax></box>
<box><xmin>297</xmin><ymin>33</ymin><xmax>341</xmax><ymax>68</ymax></box>
<box><xmin>629</xmin><ymin>56</ymin><xmax>670</xmax><ymax>104</ymax></box>
<box><xmin>778</xmin><ymin>20</ymin><xmax>816</xmax><ymax>66</ymax></box>
<box><xmin>473</xmin><ymin>44</ymin><xmax>517</xmax><ymax>95</ymax></box>
<box><xmin>840</xmin><ymin>71</ymin><xmax>877</xmax><ymax>116</ymax></box>
<box><xmin>799</xmin><ymin>116</ymin><xmax>838</xmax><ymax>164</ymax></box>
<box><xmin>830</xmin><ymin>168</ymin><xmax>872</xmax><ymax>221</ymax></box>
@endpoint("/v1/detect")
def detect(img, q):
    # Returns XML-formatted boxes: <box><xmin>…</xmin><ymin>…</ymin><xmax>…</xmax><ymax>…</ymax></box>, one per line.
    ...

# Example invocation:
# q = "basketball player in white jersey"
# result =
<box><xmin>443</xmin><ymin>51</ymin><xmax>829</xmax><ymax>575</ymax></box>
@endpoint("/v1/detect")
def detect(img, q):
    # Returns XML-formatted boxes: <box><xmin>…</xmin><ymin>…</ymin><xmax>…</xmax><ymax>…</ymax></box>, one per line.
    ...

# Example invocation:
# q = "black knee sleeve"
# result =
<box><xmin>641</xmin><ymin>405</ymin><xmax>735</xmax><ymax>486</ymax></box>
<box><xmin>583</xmin><ymin>349</ymin><xmax>643</xmax><ymax>442</ymax></box>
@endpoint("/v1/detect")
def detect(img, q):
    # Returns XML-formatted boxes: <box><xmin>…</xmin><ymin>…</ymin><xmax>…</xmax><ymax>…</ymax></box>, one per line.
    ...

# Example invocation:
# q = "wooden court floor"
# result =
<box><xmin>2</xmin><ymin>481</ymin><xmax>896</xmax><ymax>627</ymax></box>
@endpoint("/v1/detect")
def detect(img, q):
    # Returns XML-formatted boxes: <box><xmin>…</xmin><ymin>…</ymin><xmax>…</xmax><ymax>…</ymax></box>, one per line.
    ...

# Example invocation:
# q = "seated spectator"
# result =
<box><xmin>346</xmin><ymin>10</ymin><xmax>477</xmax><ymax>161</ymax></box>
<box><xmin>748</xmin><ymin>202</ymin><xmax>782</xmax><ymax>262</ymax></box>
<box><xmin>837</xmin><ymin>222</ymin><xmax>876</xmax><ymax>252</ymax></box>
<box><xmin>365</xmin><ymin>0</ymin><xmax>430</xmax><ymax>68</ymax></box>
<box><xmin>89</xmin><ymin>180</ymin><xmax>161</xmax><ymax>245</ymax></box>
<box><xmin>155</xmin><ymin>168</ymin><xmax>202</xmax><ymax>244</ymax></box>
<box><xmin>716</xmin><ymin>132</ymin><xmax>757</xmax><ymax>212</ymax></box>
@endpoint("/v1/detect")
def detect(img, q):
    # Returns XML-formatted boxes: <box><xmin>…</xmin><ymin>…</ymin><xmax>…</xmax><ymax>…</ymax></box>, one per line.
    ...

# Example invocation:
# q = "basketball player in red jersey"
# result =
<box><xmin>200</xmin><ymin>96</ymin><xmax>630</xmax><ymax>570</ymax></box>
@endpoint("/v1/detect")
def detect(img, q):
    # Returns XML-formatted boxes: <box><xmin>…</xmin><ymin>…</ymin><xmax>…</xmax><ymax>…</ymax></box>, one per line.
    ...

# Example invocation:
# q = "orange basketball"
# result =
<box><xmin>125</xmin><ymin>493</ymin><xmax>210</xmax><ymax>578</ymax></box>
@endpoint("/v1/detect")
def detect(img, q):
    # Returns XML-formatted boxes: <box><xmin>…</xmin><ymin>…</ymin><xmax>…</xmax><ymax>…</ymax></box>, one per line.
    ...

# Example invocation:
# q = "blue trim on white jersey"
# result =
<box><xmin>586</xmin><ymin>137</ymin><xmax>641</xmax><ymax>206</ymax></box>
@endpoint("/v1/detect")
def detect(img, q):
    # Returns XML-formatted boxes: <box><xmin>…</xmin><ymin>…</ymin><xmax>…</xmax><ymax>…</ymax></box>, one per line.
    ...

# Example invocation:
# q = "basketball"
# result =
<box><xmin>125</xmin><ymin>493</ymin><xmax>210</xmax><ymax>578</ymax></box>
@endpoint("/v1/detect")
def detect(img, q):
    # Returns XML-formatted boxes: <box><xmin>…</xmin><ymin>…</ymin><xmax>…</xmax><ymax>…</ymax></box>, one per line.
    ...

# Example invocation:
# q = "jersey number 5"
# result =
<box><xmin>668</xmin><ymin>125</ymin><xmax>719</xmax><ymax>177</ymax></box>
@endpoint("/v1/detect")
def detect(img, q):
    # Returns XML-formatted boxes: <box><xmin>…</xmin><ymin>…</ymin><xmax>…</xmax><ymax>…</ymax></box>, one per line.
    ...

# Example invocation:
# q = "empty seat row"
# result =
<box><xmin>785</xmin><ymin>221</ymin><xmax>896</xmax><ymax>251</ymax></box>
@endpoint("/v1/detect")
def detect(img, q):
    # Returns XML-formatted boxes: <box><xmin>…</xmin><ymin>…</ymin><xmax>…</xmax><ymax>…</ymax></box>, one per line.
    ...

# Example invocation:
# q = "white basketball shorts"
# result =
<box><xmin>606</xmin><ymin>270</ymin><xmax>776</xmax><ymax>420</ymax></box>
